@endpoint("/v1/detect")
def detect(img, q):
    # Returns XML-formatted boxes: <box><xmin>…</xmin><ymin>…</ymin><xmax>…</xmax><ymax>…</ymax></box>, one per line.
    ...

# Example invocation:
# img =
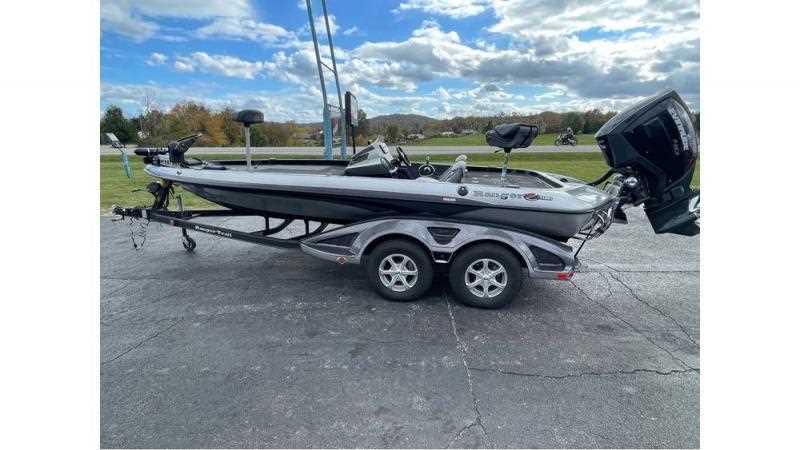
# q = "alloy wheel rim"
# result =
<box><xmin>465</xmin><ymin>258</ymin><xmax>507</xmax><ymax>298</ymax></box>
<box><xmin>378</xmin><ymin>254</ymin><xmax>419</xmax><ymax>292</ymax></box>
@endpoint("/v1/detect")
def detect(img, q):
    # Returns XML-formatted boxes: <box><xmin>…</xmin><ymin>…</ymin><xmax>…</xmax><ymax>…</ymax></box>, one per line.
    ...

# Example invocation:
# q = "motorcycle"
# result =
<box><xmin>554</xmin><ymin>133</ymin><xmax>577</xmax><ymax>146</ymax></box>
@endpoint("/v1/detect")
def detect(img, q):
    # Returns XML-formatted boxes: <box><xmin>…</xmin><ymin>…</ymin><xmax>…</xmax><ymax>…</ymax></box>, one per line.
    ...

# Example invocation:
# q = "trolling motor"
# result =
<box><xmin>234</xmin><ymin>110</ymin><xmax>265</xmax><ymax>170</ymax></box>
<box><xmin>485</xmin><ymin>123</ymin><xmax>539</xmax><ymax>186</ymax></box>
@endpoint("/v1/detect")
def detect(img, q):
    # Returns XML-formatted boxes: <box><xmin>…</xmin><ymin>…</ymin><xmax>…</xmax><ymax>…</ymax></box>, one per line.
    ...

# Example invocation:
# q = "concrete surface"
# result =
<box><xmin>101</xmin><ymin>207</ymin><xmax>699</xmax><ymax>448</ymax></box>
<box><xmin>101</xmin><ymin>144</ymin><xmax>600</xmax><ymax>156</ymax></box>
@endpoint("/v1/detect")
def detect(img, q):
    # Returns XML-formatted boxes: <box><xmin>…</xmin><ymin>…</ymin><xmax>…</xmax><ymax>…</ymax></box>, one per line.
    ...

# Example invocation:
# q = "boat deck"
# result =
<box><xmin>209</xmin><ymin>159</ymin><xmax>560</xmax><ymax>189</ymax></box>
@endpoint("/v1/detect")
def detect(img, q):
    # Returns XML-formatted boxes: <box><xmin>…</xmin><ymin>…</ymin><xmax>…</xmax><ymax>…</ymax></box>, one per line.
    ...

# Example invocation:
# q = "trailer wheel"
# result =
<box><xmin>365</xmin><ymin>239</ymin><xmax>434</xmax><ymax>302</ymax></box>
<box><xmin>182</xmin><ymin>235</ymin><xmax>196</xmax><ymax>252</ymax></box>
<box><xmin>448</xmin><ymin>243</ymin><xmax>522</xmax><ymax>309</ymax></box>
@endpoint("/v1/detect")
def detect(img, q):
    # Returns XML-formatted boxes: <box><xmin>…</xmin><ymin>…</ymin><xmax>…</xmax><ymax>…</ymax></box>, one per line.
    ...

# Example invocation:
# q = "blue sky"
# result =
<box><xmin>101</xmin><ymin>0</ymin><xmax>699</xmax><ymax>122</ymax></box>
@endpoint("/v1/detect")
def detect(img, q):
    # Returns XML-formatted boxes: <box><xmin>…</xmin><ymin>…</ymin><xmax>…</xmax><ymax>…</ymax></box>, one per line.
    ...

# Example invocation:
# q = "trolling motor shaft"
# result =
<box><xmin>234</xmin><ymin>110</ymin><xmax>265</xmax><ymax>171</ymax></box>
<box><xmin>499</xmin><ymin>148</ymin><xmax>512</xmax><ymax>185</ymax></box>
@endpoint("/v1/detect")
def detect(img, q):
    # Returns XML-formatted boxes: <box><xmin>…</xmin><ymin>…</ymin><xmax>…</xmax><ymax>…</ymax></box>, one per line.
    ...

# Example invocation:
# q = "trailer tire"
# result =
<box><xmin>365</xmin><ymin>239</ymin><xmax>434</xmax><ymax>302</ymax></box>
<box><xmin>449</xmin><ymin>243</ymin><xmax>521</xmax><ymax>309</ymax></box>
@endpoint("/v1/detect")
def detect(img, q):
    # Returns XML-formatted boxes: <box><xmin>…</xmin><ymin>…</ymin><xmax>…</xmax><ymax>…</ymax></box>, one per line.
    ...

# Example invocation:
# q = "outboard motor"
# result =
<box><xmin>595</xmin><ymin>90</ymin><xmax>699</xmax><ymax>236</ymax></box>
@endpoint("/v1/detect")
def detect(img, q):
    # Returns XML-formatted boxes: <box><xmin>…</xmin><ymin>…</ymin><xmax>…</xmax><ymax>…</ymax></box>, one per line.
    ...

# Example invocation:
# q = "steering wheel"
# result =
<box><xmin>396</xmin><ymin>146</ymin><xmax>411</xmax><ymax>167</ymax></box>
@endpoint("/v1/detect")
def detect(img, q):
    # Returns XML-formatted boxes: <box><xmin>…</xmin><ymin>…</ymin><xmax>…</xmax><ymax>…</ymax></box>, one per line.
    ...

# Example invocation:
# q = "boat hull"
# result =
<box><xmin>179</xmin><ymin>182</ymin><xmax>598</xmax><ymax>240</ymax></box>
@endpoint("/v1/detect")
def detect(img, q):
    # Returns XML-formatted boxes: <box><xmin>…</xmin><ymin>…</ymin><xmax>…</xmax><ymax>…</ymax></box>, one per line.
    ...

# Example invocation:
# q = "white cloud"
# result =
<box><xmin>128</xmin><ymin>0</ymin><xmax>251</xmax><ymax>18</ymax></box>
<box><xmin>102</xmin><ymin>0</ymin><xmax>700</xmax><ymax>119</ymax></box>
<box><xmin>263</xmin><ymin>48</ymin><xmax>319</xmax><ymax>86</ymax></box>
<box><xmin>101</xmin><ymin>82</ymin><xmax>324</xmax><ymax>123</ymax></box>
<box><xmin>196</xmin><ymin>18</ymin><xmax>294</xmax><ymax>46</ymax></box>
<box><xmin>343</xmin><ymin>26</ymin><xmax>360</xmax><ymax>36</ymax></box>
<box><xmin>101</xmin><ymin>82</ymin><xmax>207</xmax><ymax>113</ymax></box>
<box><xmin>146</xmin><ymin>52</ymin><xmax>168</xmax><ymax>66</ymax></box>
<box><xmin>101</xmin><ymin>1</ymin><xmax>158</xmax><ymax>41</ymax></box>
<box><xmin>101</xmin><ymin>0</ymin><xmax>260</xmax><ymax>42</ymax></box>
<box><xmin>487</xmin><ymin>0</ymin><xmax>698</xmax><ymax>40</ymax></box>
<box><xmin>314</xmin><ymin>14</ymin><xmax>339</xmax><ymax>35</ymax></box>
<box><xmin>384</xmin><ymin>0</ymin><xmax>700</xmax><ymax>100</ymax></box>
<box><xmin>351</xmin><ymin>21</ymin><xmax>482</xmax><ymax>89</ymax></box>
<box><xmin>173</xmin><ymin>52</ymin><xmax>265</xmax><ymax>79</ymax></box>
<box><xmin>173</xmin><ymin>60</ymin><xmax>195</xmax><ymax>73</ymax></box>
<box><xmin>191</xmin><ymin>13</ymin><xmax>698</xmax><ymax>115</ymax></box>
<box><xmin>394</xmin><ymin>0</ymin><xmax>491</xmax><ymax>19</ymax></box>
<box><xmin>346</xmin><ymin>16</ymin><xmax>698</xmax><ymax>100</ymax></box>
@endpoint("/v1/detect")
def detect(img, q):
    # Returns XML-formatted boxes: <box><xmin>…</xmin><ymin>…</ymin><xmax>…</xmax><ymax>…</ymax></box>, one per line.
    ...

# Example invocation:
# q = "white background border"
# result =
<box><xmin>2</xmin><ymin>0</ymin><xmax>800</xmax><ymax>448</ymax></box>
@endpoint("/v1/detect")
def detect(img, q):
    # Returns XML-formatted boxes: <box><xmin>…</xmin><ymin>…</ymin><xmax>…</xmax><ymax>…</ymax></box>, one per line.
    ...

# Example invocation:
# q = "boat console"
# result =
<box><xmin>344</xmin><ymin>142</ymin><xmax>398</xmax><ymax>177</ymax></box>
<box><xmin>344</xmin><ymin>141</ymin><xmax>467</xmax><ymax>183</ymax></box>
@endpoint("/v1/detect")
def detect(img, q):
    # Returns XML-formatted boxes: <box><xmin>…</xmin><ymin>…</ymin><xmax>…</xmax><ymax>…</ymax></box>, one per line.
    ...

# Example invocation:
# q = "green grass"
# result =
<box><xmin>407</xmin><ymin>133</ymin><xmax>595</xmax><ymax>146</ymax></box>
<box><xmin>101</xmin><ymin>152</ymin><xmax>699</xmax><ymax>212</ymax></box>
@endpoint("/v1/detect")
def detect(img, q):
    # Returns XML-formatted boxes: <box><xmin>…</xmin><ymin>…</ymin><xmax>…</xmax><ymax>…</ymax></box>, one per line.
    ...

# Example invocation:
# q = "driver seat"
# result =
<box><xmin>485</xmin><ymin>123</ymin><xmax>538</xmax><ymax>149</ymax></box>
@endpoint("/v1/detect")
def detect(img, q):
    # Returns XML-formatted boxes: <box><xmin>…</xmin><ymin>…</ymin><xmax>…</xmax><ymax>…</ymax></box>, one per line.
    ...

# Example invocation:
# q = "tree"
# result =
<box><xmin>385</xmin><ymin>124</ymin><xmax>400</xmax><ymax>143</ymax></box>
<box><xmin>220</xmin><ymin>108</ymin><xmax>244</xmax><ymax>146</ymax></box>
<box><xmin>249</xmin><ymin>124</ymin><xmax>268</xmax><ymax>146</ymax></box>
<box><xmin>132</xmin><ymin>108</ymin><xmax>167</xmax><ymax>146</ymax></box>
<box><xmin>262</xmin><ymin>122</ymin><xmax>293</xmax><ymax>146</ymax></box>
<box><xmin>582</xmin><ymin>109</ymin><xmax>615</xmax><ymax>134</ymax></box>
<box><xmin>100</xmin><ymin>105</ymin><xmax>137</xmax><ymax>143</ymax></box>
<box><xmin>164</xmin><ymin>102</ymin><xmax>227</xmax><ymax>146</ymax></box>
<box><xmin>354</xmin><ymin>109</ymin><xmax>369</xmax><ymax>140</ymax></box>
<box><xmin>561</xmin><ymin>112</ymin><xmax>585</xmax><ymax>133</ymax></box>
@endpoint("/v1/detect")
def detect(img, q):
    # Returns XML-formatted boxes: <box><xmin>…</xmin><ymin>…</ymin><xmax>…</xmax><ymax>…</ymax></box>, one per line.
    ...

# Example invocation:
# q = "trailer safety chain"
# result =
<box><xmin>127</xmin><ymin>216</ymin><xmax>150</xmax><ymax>250</ymax></box>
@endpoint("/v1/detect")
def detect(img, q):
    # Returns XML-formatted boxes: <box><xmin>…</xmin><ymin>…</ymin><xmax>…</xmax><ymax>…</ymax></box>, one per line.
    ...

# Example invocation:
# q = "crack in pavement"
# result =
<box><xmin>446</xmin><ymin>421</ymin><xmax>482</xmax><ymax>449</ymax></box>
<box><xmin>606</xmin><ymin>272</ymin><xmax>699</xmax><ymax>348</ymax></box>
<box><xmin>101</xmin><ymin>283</ymin><xmax>188</xmax><ymax>325</ymax></box>
<box><xmin>468</xmin><ymin>366</ymin><xmax>699</xmax><ymax>380</ymax></box>
<box><xmin>444</xmin><ymin>292</ymin><xmax>493</xmax><ymax>449</ymax></box>
<box><xmin>599</xmin><ymin>269</ymin><xmax>699</xmax><ymax>274</ymax></box>
<box><xmin>570</xmin><ymin>279</ymin><xmax>693</xmax><ymax>370</ymax></box>
<box><xmin>102</xmin><ymin>306</ymin><xmax>226</xmax><ymax>365</ymax></box>
<box><xmin>101</xmin><ymin>317</ymin><xmax>184</xmax><ymax>365</ymax></box>
<box><xmin>579</xmin><ymin>258</ymin><xmax>698</xmax><ymax>274</ymax></box>
<box><xmin>581</xmin><ymin>257</ymin><xmax>621</xmax><ymax>274</ymax></box>
<box><xmin>101</xmin><ymin>279</ymin><xmax>134</xmax><ymax>298</ymax></box>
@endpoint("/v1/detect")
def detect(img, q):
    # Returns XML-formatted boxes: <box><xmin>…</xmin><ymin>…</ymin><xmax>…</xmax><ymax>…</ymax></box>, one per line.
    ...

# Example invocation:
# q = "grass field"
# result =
<box><xmin>101</xmin><ymin>152</ymin><xmax>699</xmax><ymax>212</ymax></box>
<box><xmin>407</xmin><ymin>133</ymin><xmax>594</xmax><ymax>146</ymax></box>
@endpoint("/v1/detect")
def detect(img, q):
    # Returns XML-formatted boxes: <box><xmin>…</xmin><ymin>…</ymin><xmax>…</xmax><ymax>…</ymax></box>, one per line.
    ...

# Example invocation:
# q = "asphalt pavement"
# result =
<box><xmin>100</xmin><ymin>144</ymin><xmax>600</xmax><ymax>156</ymax></box>
<box><xmin>101</xmin><ymin>207</ymin><xmax>699</xmax><ymax>448</ymax></box>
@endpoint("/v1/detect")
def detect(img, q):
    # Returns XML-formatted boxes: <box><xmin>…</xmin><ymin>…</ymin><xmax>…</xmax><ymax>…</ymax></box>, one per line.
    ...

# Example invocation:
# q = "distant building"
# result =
<box><xmin>460</xmin><ymin>129</ymin><xmax>476</xmax><ymax>135</ymax></box>
<box><xmin>407</xmin><ymin>133</ymin><xmax>425</xmax><ymax>140</ymax></box>
<box><xmin>441</xmin><ymin>131</ymin><xmax>456</xmax><ymax>137</ymax></box>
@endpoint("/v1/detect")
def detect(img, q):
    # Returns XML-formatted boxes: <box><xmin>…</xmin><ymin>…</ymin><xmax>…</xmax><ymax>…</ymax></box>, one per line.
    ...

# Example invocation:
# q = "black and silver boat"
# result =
<box><xmin>114</xmin><ymin>89</ymin><xmax>699</xmax><ymax>308</ymax></box>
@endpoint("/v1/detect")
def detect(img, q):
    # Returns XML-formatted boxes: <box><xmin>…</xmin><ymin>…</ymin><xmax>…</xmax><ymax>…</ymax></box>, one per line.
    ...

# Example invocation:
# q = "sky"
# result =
<box><xmin>100</xmin><ymin>0</ymin><xmax>699</xmax><ymax>122</ymax></box>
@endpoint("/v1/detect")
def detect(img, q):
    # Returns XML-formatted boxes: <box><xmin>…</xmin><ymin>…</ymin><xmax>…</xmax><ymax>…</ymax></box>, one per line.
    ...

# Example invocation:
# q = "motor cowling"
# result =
<box><xmin>595</xmin><ymin>90</ymin><xmax>699</xmax><ymax>236</ymax></box>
